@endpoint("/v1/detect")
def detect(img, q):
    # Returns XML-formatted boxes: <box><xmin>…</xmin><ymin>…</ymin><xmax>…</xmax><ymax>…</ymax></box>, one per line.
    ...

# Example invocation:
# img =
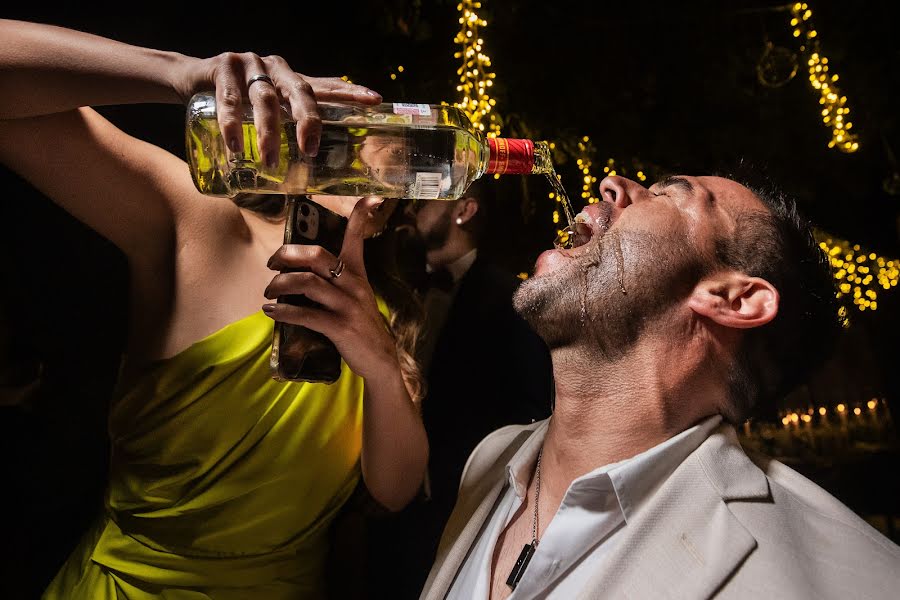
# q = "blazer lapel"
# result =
<box><xmin>578</xmin><ymin>425</ymin><xmax>770</xmax><ymax>600</ymax></box>
<box><xmin>421</xmin><ymin>427</ymin><xmax>538</xmax><ymax>600</ymax></box>
<box><xmin>422</xmin><ymin>477</ymin><xmax>507</xmax><ymax>600</ymax></box>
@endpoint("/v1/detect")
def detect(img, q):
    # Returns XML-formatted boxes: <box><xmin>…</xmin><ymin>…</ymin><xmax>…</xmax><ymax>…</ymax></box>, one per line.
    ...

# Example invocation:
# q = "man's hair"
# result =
<box><xmin>233</xmin><ymin>193</ymin><xmax>286</xmax><ymax>219</ymax></box>
<box><xmin>712</xmin><ymin>165</ymin><xmax>842</xmax><ymax>423</ymax></box>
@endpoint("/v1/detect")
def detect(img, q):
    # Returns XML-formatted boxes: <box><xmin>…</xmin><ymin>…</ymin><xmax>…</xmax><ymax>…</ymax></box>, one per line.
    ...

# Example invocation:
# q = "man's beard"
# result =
<box><xmin>513</xmin><ymin>229</ymin><xmax>704</xmax><ymax>361</ymax></box>
<box><xmin>421</xmin><ymin>211</ymin><xmax>453</xmax><ymax>252</ymax></box>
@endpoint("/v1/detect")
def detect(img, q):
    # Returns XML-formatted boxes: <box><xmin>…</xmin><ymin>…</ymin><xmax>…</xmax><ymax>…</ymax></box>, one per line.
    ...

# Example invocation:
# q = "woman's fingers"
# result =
<box><xmin>339</xmin><ymin>196</ymin><xmax>397</xmax><ymax>277</ymax></box>
<box><xmin>262</xmin><ymin>301</ymin><xmax>340</xmax><ymax>339</ymax></box>
<box><xmin>262</xmin><ymin>267</ymin><xmax>373</xmax><ymax>347</ymax></box>
<box><xmin>207</xmin><ymin>52</ymin><xmax>381</xmax><ymax>161</ymax></box>
<box><xmin>264</xmin><ymin>56</ymin><xmax>322</xmax><ymax>156</ymax></box>
<box><xmin>264</xmin><ymin>270</ymin><xmax>349</xmax><ymax>310</ymax></box>
<box><xmin>267</xmin><ymin>244</ymin><xmax>338</xmax><ymax>278</ymax></box>
<box><xmin>244</xmin><ymin>55</ymin><xmax>283</xmax><ymax>168</ymax></box>
<box><xmin>304</xmin><ymin>76</ymin><xmax>382</xmax><ymax>104</ymax></box>
<box><xmin>212</xmin><ymin>52</ymin><xmax>250</xmax><ymax>154</ymax></box>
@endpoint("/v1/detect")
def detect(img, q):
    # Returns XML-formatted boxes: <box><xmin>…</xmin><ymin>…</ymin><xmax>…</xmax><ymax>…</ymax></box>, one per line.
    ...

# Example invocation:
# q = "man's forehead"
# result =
<box><xmin>694</xmin><ymin>175</ymin><xmax>766</xmax><ymax>212</ymax></box>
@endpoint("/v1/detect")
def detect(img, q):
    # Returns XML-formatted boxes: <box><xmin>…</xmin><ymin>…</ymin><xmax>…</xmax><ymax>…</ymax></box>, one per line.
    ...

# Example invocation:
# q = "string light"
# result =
<box><xmin>816</xmin><ymin>232</ymin><xmax>900</xmax><ymax>320</ymax></box>
<box><xmin>454</xmin><ymin>1</ymin><xmax>501</xmax><ymax>137</ymax></box>
<box><xmin>446</xmin><ymin>3</ymin><xmax>873</xmax><ymax>308</ymax></box>
<box><xmin>789</xmin><ymin>2</ymin><xmax>859</xmax><ymax>152</ymax></box>
<box><xmin>772</xmin><ymin>399</ymin><xmax>892</xmax><ymax>433</ymax></box>
<box><xmin>389</xmin><ymin>65</ymin><xmax>405</xmax><ymax>81</ymax></box>
<box><xmin>576</xmin><ymin>136</ymin><xmax>600</xmax><ymax>205</ymax></box>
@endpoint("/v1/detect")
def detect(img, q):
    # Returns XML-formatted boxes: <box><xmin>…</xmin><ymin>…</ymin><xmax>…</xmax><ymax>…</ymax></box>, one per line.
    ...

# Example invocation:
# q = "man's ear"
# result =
<box><xmin>454</xmin><ymin>198</ymin><xmax>479</xmax><ymax>226</ymax></box>
<box><xmin>687</xmin><ymin>271</ymin><xmax>779</xmax><ymax>329</ymax></box>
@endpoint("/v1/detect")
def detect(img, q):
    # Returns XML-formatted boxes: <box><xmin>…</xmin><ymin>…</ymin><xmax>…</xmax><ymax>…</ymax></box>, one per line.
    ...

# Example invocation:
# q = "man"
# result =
<box><xmin>366</xmin><ymin>179</ymin><xmax>554</xmax><ymax>599</ymax></box>
<box><xmin>421</xmin><ymin>172</ymin><xmax>900</xmax><ymax>599</ymax></box>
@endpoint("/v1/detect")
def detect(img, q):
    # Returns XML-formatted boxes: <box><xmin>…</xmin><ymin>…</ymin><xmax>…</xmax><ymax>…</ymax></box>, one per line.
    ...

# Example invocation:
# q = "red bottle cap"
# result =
<box><xmin>487</xmin><ymin>138</ymin><xmax>535</xmax><ymax>175</ymax></box>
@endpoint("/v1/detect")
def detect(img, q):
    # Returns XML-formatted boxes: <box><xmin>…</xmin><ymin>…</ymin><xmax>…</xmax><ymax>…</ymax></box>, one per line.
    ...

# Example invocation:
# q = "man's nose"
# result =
<box><xmin>598</xmin><ymin>176</ymin><xmax>640</xmax><ymax>208</ymax></box>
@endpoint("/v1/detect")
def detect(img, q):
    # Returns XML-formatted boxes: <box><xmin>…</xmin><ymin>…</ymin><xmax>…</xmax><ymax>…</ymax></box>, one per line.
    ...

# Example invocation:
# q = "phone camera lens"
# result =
<box><xmin>298</xmin><ymin>221</ymin><xmax>308</xmax><ymax>233</ymax></box>
<box><xmin>300</xmin><ymin>203</ymin><xmax>311</xmax><ymax>216</ymax></box>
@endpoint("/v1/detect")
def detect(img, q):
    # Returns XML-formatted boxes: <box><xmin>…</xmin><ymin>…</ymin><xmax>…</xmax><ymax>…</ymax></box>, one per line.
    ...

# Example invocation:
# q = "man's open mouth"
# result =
<box><xmin>569</xmin><ymin>203</ymin><xmax>613</xmax><ymax>250</ymax></box>
<box><xmin>571</xmin><ymin>213</ymin><xmax>593</xmax><ymax>248</ymax></box>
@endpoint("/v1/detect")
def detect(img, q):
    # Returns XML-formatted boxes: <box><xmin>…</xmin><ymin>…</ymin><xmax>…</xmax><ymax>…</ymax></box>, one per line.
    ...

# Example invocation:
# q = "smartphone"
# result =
<box><xmin>270</xmin><ymin>195</ymin><xmax>348</xmax><ymax>383</ymax></box>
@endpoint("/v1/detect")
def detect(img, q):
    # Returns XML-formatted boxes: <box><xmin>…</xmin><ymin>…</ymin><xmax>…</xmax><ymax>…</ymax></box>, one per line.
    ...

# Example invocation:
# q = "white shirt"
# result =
<box><xmin>432</xmin><ymin>247</ymin><xmax>478</xmax><ymax>285</ymax></box>
<box><xmin>446</xmin><ymin>414</ymin><xmax>724</xmax><ymax>599</ymax></box>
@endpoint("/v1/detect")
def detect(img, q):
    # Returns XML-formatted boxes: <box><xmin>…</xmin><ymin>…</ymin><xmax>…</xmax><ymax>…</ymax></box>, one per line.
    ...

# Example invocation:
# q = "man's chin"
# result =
<box><xmin>533</xmin><ymin>249</ymin><xmax>573</xmax><ymax>277</ymax></box>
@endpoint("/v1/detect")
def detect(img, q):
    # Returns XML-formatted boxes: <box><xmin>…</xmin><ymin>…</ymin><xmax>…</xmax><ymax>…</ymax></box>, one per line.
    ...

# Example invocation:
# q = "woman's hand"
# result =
<box><xmin>263</xmin><ymin>196</ymin><xmax>427</xmax><ymax>509</ymax></box>
<box><xmin>262</xmin><ymin>197</ymin><xmax>399</xmax><ymax>381</ymax></box>
<box><xmin>178</xmin><ymin>52</ymin><xmax>382</xmax><ymax>163</ymax></box>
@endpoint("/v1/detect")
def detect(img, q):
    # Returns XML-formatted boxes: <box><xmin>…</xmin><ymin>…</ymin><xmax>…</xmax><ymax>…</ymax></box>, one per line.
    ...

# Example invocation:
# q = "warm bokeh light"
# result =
<box><xmin>816</xmin><ymin>232</ymin><xmax>899</xmax><ymax>320</ymax></box>
<box><xmin>454</xmin><ymin>1</ymin><xmax>500</xmax><ymax>137</ymax></box>
<box><xmin>576</xmin><ymin>136</ymin><xmax>599</xmax><ymax>206</ymax></box>
<box><xmin>790</xmin><ymin>3</ymin><xmax>859</xmax><ymax>152</ymax></box>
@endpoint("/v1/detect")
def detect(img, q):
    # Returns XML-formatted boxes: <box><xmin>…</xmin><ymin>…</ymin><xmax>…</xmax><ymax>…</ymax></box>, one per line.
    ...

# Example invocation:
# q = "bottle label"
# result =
<box><xmin>393</xmin><ymin>103</ymin><xmax>432</xmax><ymax>117</ymax></box>
<box><xmin>487</xmin><ymin>138</ymin><xmax>535</xmax><ymax>174</ymax></box>
<box><xmin>412</xmin><ymin>172</ymin><xmax>443</xmax><ymax>199</ymax></box>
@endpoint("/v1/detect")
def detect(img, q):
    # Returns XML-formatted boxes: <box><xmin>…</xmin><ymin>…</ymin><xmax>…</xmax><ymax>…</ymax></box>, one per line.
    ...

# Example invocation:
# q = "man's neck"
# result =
<box><xmin>541</xmin><ymin>335</ymin><xmax>721</xmax><ymax>493</ymax></box>
<box><xmin>426</xmin><ymin>231</ymin><xmax>475</xmax><ymax>272</ymax></box>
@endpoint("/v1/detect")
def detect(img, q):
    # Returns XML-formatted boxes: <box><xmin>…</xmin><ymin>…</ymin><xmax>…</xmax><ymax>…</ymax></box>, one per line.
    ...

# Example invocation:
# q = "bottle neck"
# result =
<box><xmin>486</xmin><ymin>138</ymin><xmax>538</xmax><ymax>175</ymax></box>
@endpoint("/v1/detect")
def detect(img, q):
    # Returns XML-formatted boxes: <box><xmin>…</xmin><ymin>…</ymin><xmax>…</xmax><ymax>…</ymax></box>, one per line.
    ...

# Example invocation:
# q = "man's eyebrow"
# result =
<box><xmin>655</xmin><ymin>175</ymin><xmax>694</xmax><ymax>195</ymax></box>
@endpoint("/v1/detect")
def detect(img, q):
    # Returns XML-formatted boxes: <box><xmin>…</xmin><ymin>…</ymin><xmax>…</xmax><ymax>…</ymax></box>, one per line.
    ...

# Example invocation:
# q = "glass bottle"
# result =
<box><xmin>185</xmin><ymin>94</ymin><xmax>572</xmax><ymax>383</ymax></box>
<box><xmin>185</xmin><ymin>93</ymin><xmax>553</xmax><ymax>201</ymax></box>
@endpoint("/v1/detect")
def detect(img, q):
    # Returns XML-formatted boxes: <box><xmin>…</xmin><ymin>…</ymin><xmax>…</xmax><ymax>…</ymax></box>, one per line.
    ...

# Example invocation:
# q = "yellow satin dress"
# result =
<box><xmin>43</xmin><ymin>309</ymin><xmax>369</xmax><ymax>599</ymax></box>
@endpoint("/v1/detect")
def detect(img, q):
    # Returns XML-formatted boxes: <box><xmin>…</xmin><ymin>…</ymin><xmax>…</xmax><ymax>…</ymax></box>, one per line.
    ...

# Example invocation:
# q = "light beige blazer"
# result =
<box><xmin>421</xmin><ymin>421</ymin><xmax>900</xmax><ymax>599</ymax></box>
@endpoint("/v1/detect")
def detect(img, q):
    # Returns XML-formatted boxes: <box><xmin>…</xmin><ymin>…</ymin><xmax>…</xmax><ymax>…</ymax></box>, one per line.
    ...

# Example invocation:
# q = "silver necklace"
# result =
<box><xmin>506</xmin><ymin>446</ymin><xmax>543</xmax><ymax>590</ymax></box>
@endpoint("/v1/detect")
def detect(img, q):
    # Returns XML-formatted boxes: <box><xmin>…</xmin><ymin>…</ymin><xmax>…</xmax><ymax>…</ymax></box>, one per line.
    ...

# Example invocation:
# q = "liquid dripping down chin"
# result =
<box><xmin>577</xmin><ymin>234</ymin><xmax>607</xmax><ymax>328</ymax></box>
<box><xmin>614</xmin><ymin>234</ymin><xmax>627</xmax><ymax>295</ymax></box>
<box><xmin>579</xmin><ymin>264</ymin><xmax>589</xmax><ymax>328</ymax></box>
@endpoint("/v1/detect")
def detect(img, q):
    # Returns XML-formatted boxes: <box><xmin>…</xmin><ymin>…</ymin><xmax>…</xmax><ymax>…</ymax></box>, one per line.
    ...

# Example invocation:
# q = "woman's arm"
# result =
<box><xmin>0</xmin><ymin>18</ymin><xmax>382</xmax><ymax>269</ymax></box>
<box><xmin>0</xmin><ymin>19</ymin><xmax>183</xmax><ymax>119</ymax></box>
<box><xmin>0</xmin><ymin>19</ymin><xmax>380</xmax><ymax>154</ymax></box>
<box><xmin>264</xmin><ymin>198</ymin><xmax>429</xmax><ymax>511</ymax></box>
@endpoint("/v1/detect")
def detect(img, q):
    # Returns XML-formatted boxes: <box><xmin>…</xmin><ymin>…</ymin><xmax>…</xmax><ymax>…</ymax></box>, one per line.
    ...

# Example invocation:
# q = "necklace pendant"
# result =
<box><xmin>505</xmin><ymin>542</ymin><xmax>536</xmax><ymax>590</ymax></box>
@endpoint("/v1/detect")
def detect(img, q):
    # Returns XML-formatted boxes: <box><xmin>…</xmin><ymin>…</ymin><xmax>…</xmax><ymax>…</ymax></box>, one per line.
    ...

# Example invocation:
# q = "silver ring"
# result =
<box><xmin>247</xmin><ymin>74</ymin><xmax>275</xmax><ymax>89</ymax></box>
<box><xmin>329</xmin><ymin>258</ymin><xmax>345</xmax><ymax>279</ymax></box>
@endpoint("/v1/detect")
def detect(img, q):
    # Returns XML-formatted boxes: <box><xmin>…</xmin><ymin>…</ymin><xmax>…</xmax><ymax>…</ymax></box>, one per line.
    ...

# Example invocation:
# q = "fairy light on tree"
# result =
<box><xmin>789</xmin><ymin>2</ymin><xmax>859</xmax><ymax>153</ymax></box>
<box><xmin>576</xmin><ymin>136</ymin><xmax>600</xmax><ymax>205</ymax></box>
<box><xmin>389</xmin><ymin>65</ymin><xmax>405</xmax><ymax>81</ymax></box>
<box><xmin>453</xmin><ymin>1</ymin><xmax>500</xmax><ymax>137</ymax></box>
<box><xmin>816</xmin><ymin>233</ymin><xmax>900</xmax><ymax>322</ymax></box>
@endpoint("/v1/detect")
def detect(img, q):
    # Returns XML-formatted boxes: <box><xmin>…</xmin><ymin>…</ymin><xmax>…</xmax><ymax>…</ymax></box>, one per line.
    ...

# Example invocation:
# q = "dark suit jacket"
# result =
<box><xmin>423</xmin><ymin>256</ymin><xmax>553</xmax><ymax>503</ymax></box>
<box><xmin>365</xmin><ymin>256</ymin><xmax>553</xmax><ymax>599</ymax></box>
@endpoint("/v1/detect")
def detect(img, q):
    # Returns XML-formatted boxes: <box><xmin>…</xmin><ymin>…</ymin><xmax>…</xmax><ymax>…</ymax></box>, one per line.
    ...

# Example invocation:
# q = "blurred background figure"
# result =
<box><xmin>364</xmin><ymin>177</ymin><xmax>554</xmax><ymax>599</ymax></box>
